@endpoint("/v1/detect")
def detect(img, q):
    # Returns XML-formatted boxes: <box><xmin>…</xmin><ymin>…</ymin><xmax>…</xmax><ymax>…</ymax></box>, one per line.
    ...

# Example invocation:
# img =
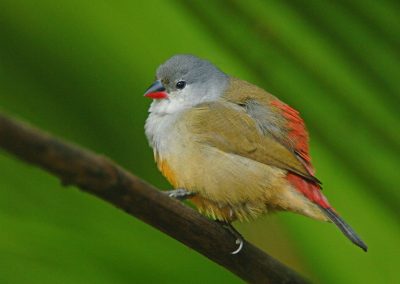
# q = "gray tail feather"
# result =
<box><xmin>320</xmin><ymin>207</ymin><xmax>368</xmax><ymax>252</ymax></box>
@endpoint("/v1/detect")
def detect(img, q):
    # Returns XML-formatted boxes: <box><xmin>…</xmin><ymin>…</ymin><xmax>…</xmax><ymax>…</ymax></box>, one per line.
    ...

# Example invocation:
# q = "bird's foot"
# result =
<box><xmin>216</xmin><ymin>221</ymin><xmax>244</xmax><ymax>255</ymax></box>
<box><xmin>164</xmin><ymin>189</ymin><xmax>195</xmax><ymax>201</ymax></box>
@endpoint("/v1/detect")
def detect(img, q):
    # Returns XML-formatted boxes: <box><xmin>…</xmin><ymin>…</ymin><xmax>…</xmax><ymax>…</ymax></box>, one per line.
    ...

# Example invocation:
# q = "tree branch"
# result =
<box><xmin>0</xmin><ymin>112</ymin><xmax>309</xmax><ymax>284</ymax></box>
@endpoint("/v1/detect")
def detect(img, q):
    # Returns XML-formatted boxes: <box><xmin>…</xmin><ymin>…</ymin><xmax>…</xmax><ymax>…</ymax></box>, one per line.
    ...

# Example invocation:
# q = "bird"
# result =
<box><xmin>144</xmin><ymin>54</ymin><xmax>367</xmax><ymax>253</ymax></box>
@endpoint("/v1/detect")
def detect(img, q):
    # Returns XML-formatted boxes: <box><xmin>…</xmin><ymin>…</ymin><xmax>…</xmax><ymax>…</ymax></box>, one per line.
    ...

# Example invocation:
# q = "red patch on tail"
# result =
<box><xmin>287</xmin><ymin>172</ymin><xmax>330</xmax><ymax>208</ymax></box>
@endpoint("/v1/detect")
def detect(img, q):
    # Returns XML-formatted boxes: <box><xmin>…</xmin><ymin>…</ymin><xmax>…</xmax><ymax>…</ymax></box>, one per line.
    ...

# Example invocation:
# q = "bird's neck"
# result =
<box><xmin>145</xmin><ymin>108</ymin><xmax>184</xmax><ymax>154</ymax></box>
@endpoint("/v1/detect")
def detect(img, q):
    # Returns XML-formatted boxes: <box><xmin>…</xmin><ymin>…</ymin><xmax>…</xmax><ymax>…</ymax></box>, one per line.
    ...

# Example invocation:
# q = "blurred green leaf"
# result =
<box><xmin>0</xmin><ymin>0</ymin><xmax>398</xmax><ymax>283</ymax></box>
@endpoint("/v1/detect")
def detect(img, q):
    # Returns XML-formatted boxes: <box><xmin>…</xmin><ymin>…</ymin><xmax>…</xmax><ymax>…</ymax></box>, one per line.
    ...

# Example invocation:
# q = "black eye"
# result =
<box><xmin>176</xmin><ymin>81</ymin><xmax>186</xmax><ymax>90</ymax></box>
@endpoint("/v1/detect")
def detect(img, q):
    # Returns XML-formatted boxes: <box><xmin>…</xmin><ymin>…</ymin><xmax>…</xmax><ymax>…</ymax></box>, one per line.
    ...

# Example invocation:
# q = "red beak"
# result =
<box><xmin>144</xmin><ymin>80</ymin><xmax>168</xmax><ymax>99</ymax></box>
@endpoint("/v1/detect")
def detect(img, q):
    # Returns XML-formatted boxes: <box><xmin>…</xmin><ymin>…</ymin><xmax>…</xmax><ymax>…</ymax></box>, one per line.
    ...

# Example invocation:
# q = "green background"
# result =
<box><xmin>0</xmin><ymin>1</ymin><xmax>399</xmax><ymax>283</ymax></box>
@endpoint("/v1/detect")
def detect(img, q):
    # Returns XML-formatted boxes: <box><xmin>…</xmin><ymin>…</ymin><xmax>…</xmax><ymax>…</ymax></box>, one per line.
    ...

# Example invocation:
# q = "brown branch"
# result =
<box><xmin>0</xmin><ymin>112</ymin><xmax>310</xmax><ymax>284</ymax></box>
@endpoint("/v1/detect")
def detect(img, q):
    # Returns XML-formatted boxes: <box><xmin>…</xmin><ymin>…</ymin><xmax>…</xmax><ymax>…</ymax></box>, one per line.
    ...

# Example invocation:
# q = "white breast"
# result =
<box><xmin>145</xmin><ymin>100</ymin><xmax>188</xmax><ymax>156</ymax></box>
<box><xmin>145</xmin><ymin>94</ymin><xmax>196</xmax><ymax>153</ymax></box>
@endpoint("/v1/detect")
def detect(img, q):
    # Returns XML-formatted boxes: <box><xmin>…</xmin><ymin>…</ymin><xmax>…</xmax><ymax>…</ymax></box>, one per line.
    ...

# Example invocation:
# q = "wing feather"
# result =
<box><xmin>186</xmin><ymin>101</ymin><xmax>315</xmax><ymax>181</ymax></box>
<box><xmin>187</xmin><ymin>77</ymin><xmax>330</xmax><ymax>209</ymax></box>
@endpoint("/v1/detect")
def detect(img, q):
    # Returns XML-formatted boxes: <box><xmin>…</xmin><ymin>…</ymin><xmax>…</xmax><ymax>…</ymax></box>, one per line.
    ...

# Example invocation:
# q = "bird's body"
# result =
<box><xmin>146</xmin><ymin>78</ymin><xmax>326</xmax><ymax>222</ymax></box>
<box><xmin>144</xmin><ymin>55</ymin><xmax>367</xmax><ymax>251</ymax></box>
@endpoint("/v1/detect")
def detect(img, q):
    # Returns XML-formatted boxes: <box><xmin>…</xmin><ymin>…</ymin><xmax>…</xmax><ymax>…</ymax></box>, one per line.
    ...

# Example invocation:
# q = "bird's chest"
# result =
<box><xmin>145</xmin><ymin>111</ymin><xmax>186</xmax><ymax>155</ymax></box>
<box><xmin>145</xmin><ymin>111</ymin><xmax>191</xmax><ymax>186</ymax></box>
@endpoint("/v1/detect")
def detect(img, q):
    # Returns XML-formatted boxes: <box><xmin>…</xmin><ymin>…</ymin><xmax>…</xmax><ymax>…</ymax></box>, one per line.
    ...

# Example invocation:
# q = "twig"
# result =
<box><xmin>0</xmin><ymin>113</ymin><xmax>310</xmax><ymax>284</ymax></box>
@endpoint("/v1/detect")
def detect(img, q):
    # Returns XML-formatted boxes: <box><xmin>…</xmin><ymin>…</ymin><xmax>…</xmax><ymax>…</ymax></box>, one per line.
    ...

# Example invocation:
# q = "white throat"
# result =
<box><xmin>145</xmin><ymin>105</ymin><xmax>186</xmax><ymax>157</ymax></box>
<box><xmin>148</xmin><ymin>96</ymin><xmax>190</xmax><ymax>115</ymax></box>
<box><xmin>145</xmin><ymin>95</ymin><xmax>191</xmax><ymax>153</ymax></box>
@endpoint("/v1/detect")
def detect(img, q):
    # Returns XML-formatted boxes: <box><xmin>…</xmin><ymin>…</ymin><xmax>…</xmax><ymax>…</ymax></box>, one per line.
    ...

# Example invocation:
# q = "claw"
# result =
<box><xmin>164</xmin><ymin>189</ymin><xmax>195</xmax><ymax>200</ymax></box>
<box><xmin>216</xmin><ymin>221</ymin><xmax>245</xmax><ymax>255</ymax></box>
<box><xmin>231</xmin><ymin>237</ymin><xmax>244</xmax><ymax>255</ymax></box>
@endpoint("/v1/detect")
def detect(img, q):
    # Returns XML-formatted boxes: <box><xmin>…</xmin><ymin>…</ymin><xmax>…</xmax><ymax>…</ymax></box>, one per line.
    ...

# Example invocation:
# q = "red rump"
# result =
<box><xmin>271</xmin><ymin>99</ymin><xmax>331</xmax><ymax>209</ymax></box>
<box><xmin>270</xmin><ymin>100</ymin><xmax>309</xmax><ymax>160</ymax></box>
<box><xmin>287</xmin><ymin>173</ymin><xmax>330</xmax><ymax>208</ymax></box>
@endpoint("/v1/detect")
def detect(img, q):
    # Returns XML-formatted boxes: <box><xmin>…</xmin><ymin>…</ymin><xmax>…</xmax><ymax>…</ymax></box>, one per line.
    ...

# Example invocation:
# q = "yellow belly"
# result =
<box><xmin>190</xmin><ymin>194</ymin><xmax>271</xmax><ymax>222</ymax></box>
<box><xmin>155</xmin><ymin>150</ymin><xmax>282</xmax><ymax>222</ymax></box>
<box><xmin>155</xmin><ymin>149</ymin><xmax>327</xmax><ymax>222</ymax></box>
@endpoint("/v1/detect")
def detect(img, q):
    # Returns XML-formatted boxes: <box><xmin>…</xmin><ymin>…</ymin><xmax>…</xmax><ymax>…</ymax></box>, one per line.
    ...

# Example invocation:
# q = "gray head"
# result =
<box><xmin>145</xmin><ymin>54</ymin><xmax>229</xmax><ymax>114</ymax></box>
